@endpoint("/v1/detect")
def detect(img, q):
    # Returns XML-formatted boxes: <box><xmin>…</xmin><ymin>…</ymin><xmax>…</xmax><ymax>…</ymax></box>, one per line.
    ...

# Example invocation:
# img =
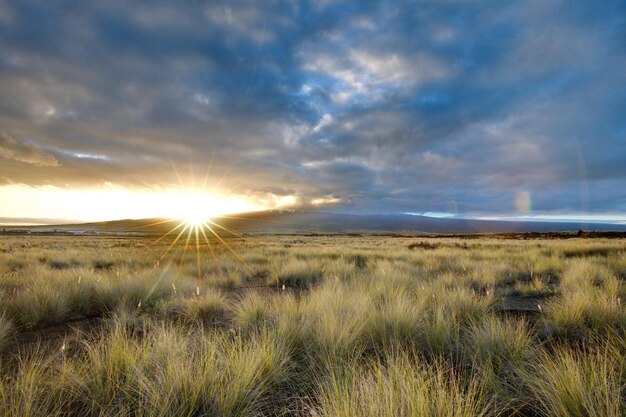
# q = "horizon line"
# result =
<box><xmin>2</xmin><ymin>210</ymin><xmax>625</xmax><ymax>227</ymax></box>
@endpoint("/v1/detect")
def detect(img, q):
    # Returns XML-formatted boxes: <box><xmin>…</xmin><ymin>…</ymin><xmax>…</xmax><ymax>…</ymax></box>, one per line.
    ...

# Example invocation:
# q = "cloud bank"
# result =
<box><xmin>0</xmin><ymin>0</ymin><xmax>624</xmax><ymax>216</ymax></box>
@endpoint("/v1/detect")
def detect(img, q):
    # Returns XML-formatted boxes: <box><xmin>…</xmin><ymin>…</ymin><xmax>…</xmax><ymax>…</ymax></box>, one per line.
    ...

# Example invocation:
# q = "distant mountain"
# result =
<box><xmin>6</xmin><ymin>210</ymin><xmax>624</xmax><ymax>235</ymax></box>
<box><xmin>216</xmin><ymin>210</ymin><xmax>626</xmax><ymax>234</ymax></box>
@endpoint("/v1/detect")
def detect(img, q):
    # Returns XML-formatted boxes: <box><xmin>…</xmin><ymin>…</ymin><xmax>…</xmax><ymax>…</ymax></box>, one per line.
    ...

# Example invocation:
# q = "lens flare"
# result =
<box><xmin>514</xmin><ymin>191</ymin><xmax>531</xmax><ymax>213</ymax></box>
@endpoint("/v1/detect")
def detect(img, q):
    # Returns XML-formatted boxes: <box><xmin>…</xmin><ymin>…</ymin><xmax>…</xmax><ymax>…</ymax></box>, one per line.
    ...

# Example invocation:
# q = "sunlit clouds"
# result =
<box><xmin>0</xmin><ymin>0</ymin><xmax>624</xmax><ymax>222</ymax></box>
<box><xmin>0</xmin><ymin>184</ymin><xmax>296</xmax><ymax>223</ymax></box>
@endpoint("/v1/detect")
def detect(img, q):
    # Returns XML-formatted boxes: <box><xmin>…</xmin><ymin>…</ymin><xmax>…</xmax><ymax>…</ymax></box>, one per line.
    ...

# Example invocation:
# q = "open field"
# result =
<box><xmin>0</xmin><ymin>234</ymin><xmax>624</xmax><ymax>416</ymax></box>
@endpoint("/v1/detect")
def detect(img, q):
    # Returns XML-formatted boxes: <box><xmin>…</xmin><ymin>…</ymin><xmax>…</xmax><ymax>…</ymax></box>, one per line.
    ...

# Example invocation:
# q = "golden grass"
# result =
<box><xmin>0</xmin><ymin>234</ymin><xmax>624</xmax><ymax>416</ymax></box>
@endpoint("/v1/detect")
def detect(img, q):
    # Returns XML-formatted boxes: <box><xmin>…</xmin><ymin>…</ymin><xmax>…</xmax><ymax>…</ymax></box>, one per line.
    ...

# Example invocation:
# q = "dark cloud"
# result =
<box><xmin>0</xmin><ymin>0</ymin><xmax>624</xmax><ymax>215</ymax></box>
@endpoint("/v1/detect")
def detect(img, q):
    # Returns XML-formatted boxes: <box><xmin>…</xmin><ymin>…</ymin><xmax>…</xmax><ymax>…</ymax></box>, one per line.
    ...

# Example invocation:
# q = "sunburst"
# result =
<box><xmin>138</xmin><ymin>160</ymin><xmax>256</xmax><ymax>295</ymax></box>
<box><xmin>155</xmin><ymin>217</ymin><xmax>251</xmax><ymax>297</ymax></box>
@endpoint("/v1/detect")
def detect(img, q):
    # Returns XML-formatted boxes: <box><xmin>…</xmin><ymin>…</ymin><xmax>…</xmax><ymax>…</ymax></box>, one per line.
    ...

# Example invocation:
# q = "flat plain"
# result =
<box><xmin>0</xmin><ymin>233</ymin><xmax>624</xmax><ymax>416</ymax></box>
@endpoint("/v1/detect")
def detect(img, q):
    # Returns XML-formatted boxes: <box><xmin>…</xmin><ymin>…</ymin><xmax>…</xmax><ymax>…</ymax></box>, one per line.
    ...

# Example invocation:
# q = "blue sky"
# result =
<box><xmin>0</xmin><ymin>0</ymin><xmax>624</xmax><ymax>221</ymax></box>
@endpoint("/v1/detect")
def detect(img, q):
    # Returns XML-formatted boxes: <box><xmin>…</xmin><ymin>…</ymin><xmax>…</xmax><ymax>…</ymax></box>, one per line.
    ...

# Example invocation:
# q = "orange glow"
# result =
<box><xmin>0</xmin><ymin>184</ymin><xmax>296</xmax><ymax>223</ymax></box>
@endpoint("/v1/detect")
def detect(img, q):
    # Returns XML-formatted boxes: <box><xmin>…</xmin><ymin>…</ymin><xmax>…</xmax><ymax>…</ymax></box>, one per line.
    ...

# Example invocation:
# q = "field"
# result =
<box><xmin>0</xmin><ymin>233</ymin><xmax>624</xmax><ymax>416</ymax></box>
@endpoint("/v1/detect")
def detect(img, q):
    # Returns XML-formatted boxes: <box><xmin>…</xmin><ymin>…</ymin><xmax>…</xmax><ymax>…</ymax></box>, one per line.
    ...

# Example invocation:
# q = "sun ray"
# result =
<box><xmin>202</xmin><ymin>148</ymin><xmax>215</xmax><ymax>190</ymax></box>
<box><xmin>159</xmin><ymin>223</ymin><xmax>190</xmax><ymax>262</ymax></box>
<box><xmin>198</xmin><ymin>223</ymin><xmax>219</xmax><ymax>270</ymax></box>
<box><xmin>143</xmin><ymin>257</ymin><xmax>177</xmax><ymax>304</ymax></box>
<box><xmin>189</xmin><ymin>154</ymin><xmax>195</xmax><ymax>189</ymax></box>
<box><xmin>206</xmin><ymin>218</ymin><xmax>250</xmax><ymax>241</ymax></box>
<box><xmin>128</xmin><ymin>218</ymin><xmax>178</xmax><ymax>232</ymax></box>
<box><xmin>180</xmin><ymin>222</ymin><xmax>193</xmax><ymax>266</ymax></box>
<box><xmin>154</xmin><ymin>221</ymin><xmax>186</xmax><ymax>244</ymax></box>
<box><xmin>145</xmin><ymin>156</ymin><xmax>270</xmax><ymax>286</ymax></box>
<box><xmin>202</xmin><ymin>221</ymin><xmax>250</xmax><ymax>270</ymax></box>
<box><xmin>168</xmin><ymin>155</ymin><xmax>185</xmax><ymax>189</ymax></box>
<box><xmin>194</xmin><ymin>224</ymin><xmax>202</xmax><ymax>281</ymax></box>
<box><xmin>210</xmin><ymin>164</ymin><xmax>233</xmax><ymax>190</ymax></box>
<box><xmin>216</xmin><ymin>214</ymin><xmax>276</xmax><ymax>222</ymax></box>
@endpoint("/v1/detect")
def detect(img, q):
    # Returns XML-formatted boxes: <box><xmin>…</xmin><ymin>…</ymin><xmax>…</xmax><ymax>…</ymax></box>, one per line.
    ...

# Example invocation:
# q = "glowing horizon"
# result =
<box><xmin>0</xmin><ymin>183</ymin><xmax>298</xmax><ymax>224</ymax></box>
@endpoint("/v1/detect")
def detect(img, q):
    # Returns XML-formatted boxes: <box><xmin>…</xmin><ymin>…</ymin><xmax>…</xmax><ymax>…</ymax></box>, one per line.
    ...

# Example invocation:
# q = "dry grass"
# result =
<box><xmin>523</xmin><ymin>341</ymin><xmax>624</xmax><ymax>417</ymax></box>
<box><xmin>0</xmin><ymin>314</ymin><xmax>13</xmax><ymax>351</ymax></box>
<box><xmin>0</xmin><ymin>234</ymin><xmax>624</xmax><ymax>416</ymax></box>
<box><xmin>315</xmin><ymin>351</ymin><xmax>494</xmax><ymax>417</ymax></box>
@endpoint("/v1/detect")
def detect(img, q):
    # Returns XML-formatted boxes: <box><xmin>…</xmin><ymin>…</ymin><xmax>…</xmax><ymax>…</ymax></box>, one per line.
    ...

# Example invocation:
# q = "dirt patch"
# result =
<box><xmin>494</xmin><ymin>296</ymin><xmax>552</xmax><ymax>320</ymax></box>
<box><xmin>48</xmin><ymin>260</ymin><xmax>81</xmax><ymax>269</ymax></box>
<box><xmin>408</xmin><ymin>241</ymin><xmax>471</xmax><ymax>250</ymax></box>
<box><xmin>562</xmin><ymin>247</ymin><xmax>623</xmax><ymax>258</ymax></box>
<box><xmin>1</xmin><ymin>316</ymin><xmax>104</xmax><ymax>356</ymax></box>
<box><xmin>408</xmin><ymin>241</ymin><xmax>440</xmax><ymax>250</ymax></box>
<box><xmin>93</xmin><ymin>260</ymin><xmax>115</xmax><ymax>270</ymax></box>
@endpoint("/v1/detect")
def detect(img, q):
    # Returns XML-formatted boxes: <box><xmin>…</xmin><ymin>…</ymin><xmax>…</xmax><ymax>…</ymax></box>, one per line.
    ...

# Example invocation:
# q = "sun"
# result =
<box><xmin>153</xmin><ymin>195</ymin><xmax>251</xmax><ymax>283</ymax></box>
<box><xmin>170</xmin><ymin>191</ymin><xmax>230</xmax><ymax>226</ymax></box>
<box><xmin>178</xmin><ymin>207</ymin><xmax>210</xmax><ymax>227</ymax></box>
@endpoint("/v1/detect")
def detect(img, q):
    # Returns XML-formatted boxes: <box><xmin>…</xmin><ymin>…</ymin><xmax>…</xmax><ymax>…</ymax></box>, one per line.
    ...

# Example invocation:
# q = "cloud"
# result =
<box><xmin>0</xmin><ymin>0</ymin><xmax>624</xmax><ymax>216</ymax></box>
<box><xmin>311</xmin><ymin>195</ymin><xmax>342</xmax><ymax>206</ymax></box>
<box><xmin>349</xmin><ymin>50</ymin><xmax>451</xmax><ymax>86</ymax></box>
<box><xmin>302</xmin><ymin>49</ymin><xmax>452</xmax><ymax>104</ymax></box>
<box><xmin>0</xmin><ymin>131</ymin><xmax>59</xmax><ymax>166</ymax></box>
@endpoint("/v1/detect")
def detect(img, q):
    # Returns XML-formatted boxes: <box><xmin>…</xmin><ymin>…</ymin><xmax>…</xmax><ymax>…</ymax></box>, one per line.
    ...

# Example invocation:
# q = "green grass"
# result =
<box><xmin>0</xmin><ymin>234</ymin><xmax>624</xmax><ymax>416</ymax></box>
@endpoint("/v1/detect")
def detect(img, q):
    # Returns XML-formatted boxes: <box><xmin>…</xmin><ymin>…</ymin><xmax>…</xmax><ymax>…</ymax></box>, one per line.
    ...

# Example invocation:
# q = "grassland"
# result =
<box><xmin>0</xmin><ymin>233</ymin><xmax>624</xmax><ymax>416</ymax></box>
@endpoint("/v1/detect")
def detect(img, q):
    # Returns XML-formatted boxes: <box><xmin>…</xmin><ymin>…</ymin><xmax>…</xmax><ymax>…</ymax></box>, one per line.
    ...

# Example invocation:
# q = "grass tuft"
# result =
<box><xmin>272</xmin><ymin>259</ymin><xmax>323</xmax><ymax>288</ymax></box>
<box><xmin>523</xmin><ymin>344</ymin><xmax>623</xmax><ymax>417</ymax></box>
<box><xmin>315</xmin><ymin>350</ymin><xmax>494</xmax><ymax>417</ymax></box>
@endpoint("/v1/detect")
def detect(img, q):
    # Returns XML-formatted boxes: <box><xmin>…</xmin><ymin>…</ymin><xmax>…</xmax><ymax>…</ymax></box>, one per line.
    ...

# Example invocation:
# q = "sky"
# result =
<box><xmin>0</xmin><ymin>0</ymin><xmax>625</xmax><ymax>223</ymax></box>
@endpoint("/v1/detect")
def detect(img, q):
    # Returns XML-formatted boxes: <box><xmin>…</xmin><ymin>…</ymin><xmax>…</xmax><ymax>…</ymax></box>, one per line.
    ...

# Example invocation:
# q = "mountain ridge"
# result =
<box><xmin>2</xmin><ymin>210</ymin><xmax>625</xmax><ymax>235</ymax></box>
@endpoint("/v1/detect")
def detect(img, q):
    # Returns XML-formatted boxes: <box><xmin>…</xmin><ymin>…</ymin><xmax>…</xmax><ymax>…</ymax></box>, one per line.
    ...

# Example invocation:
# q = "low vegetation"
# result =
<box><xmin>0</xmin><ymin>234</ymin><xmax>624</xmax><ymax>416</ymax></box>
